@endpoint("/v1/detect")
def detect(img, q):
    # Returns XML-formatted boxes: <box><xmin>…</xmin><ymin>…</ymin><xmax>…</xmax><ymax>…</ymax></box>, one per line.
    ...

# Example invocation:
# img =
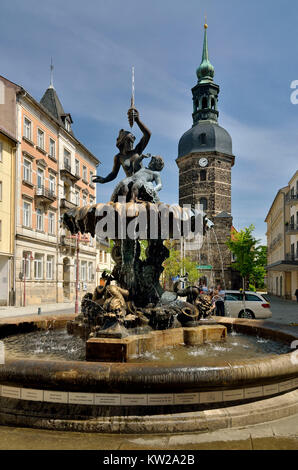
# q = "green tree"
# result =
<box><xmin>162</xmin><ymin>241</ymin><xmax>198</xmax><ymax>287</ymax></box>
<box><xmin>226</xmin><ymin>224</ymin><xmax>262</xmax><ymax>291</ymax></box>
<box><xmin>250</xmin><ymin>245</ymin><xmax>267</xmax><ymax>290</ymax></box>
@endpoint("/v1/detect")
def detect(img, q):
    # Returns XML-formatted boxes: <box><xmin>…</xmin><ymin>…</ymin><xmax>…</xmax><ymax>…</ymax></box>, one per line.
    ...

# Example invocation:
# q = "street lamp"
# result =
<box><xmin>75</xmin><ymin>233</ymin><xmax>80</xmax><ymax>314</ymax></box>
<box><xmin>23</xmin><ymin>253</ymin><xmax>34</xmax><ymax>307</ymax></box>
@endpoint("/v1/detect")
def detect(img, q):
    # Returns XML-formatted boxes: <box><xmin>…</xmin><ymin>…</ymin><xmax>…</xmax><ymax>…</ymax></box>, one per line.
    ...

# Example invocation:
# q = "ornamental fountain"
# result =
<box><xmin>0</xmin><ymin>105</ymin><xmax>297</xmax><ymax>434</ymax></box>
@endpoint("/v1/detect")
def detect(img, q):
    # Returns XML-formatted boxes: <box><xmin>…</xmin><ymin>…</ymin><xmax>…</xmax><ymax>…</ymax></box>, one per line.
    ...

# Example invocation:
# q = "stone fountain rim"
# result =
<box><xmin>0</xmin><ymin>314</ymin><xmax>297</xmax><ymax>393</ymax></box>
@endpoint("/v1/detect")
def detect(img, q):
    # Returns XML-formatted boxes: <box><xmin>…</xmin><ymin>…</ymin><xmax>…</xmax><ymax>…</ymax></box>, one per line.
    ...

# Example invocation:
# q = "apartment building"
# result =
<box><xmin>265</xmin><ymin>170</ymin><xmax>298</xmax><ymax>300</ymax></box>
<box><xmin>0</xmin><ymin>74</ymin><xmax>100</xmax><ymax>306</ymax></box>
<box><xmin>96</xmin><ymin>238</ymin><xmax>114</xmax><ymax>286</ymax></box>
<box><xmin>0</xmin><ymin>128</ymin><xmax>17</xmax><ymax>305</ymax></box>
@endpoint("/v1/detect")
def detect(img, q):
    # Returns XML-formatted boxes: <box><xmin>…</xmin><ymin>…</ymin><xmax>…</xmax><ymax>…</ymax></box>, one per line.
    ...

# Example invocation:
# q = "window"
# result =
<box><xmin>75</xmin><ymin>190</ymin><xmax>80</xmax><ymax>206</ymax></box>
<box><xmin>46</xmin><ymin>256</ymin><xmax>54</xmax><ymax>280</ymax></box>
<box><xmin>23</xmin><ymin>159</ymin><xmax>32</xmax><ymax>183</ymax></box>
<box><xmin>65</xmin><ymin>119</ymin><xmax>71</xmax><ymax>132</ymax></box>
<box><xmin>37</xmin><ymin>129</ymin><xmax>45</xmax><ymax>149</ymax></box>
<box><xmin>49</xmin><ymin>175</ymin><xmax>56</xmax><ymax>196</ymax></box>
<box><xmin>22</xmin><ymin>252</ymin><xmax>31</xmax><ymax>279</ymax></box>
<box><xmin>99</xmin><ymin>250</ymin><xmax>103</xmax><ymax>263</ymax></box>
<box><xmin>37</xmin><ymin>168</ymin><xmax>44</xmax><ymax>189</ymax></box>
<box><xmin>90</xmin><ymin>171</ymin><xmax>93</xmax><ymax>184</ymax></box>
<box><xmin>202</xmin><ymin>97</ymin><xmax>208</xmax><ymax>109</ymax></box>
<box><xmin>80</xmin><ymin>261</ymin><xmax>87</xmax><ymax>281</ymax></box>
<box><xmin>199</xmin><ymin>197</ymin><xmax>208</xmax><ymax>211</ymax></box>
<box><xmin>245</xmin><ymin>294</ymin><xmax>262</xmax><ymax>302</ymax></box>
<box><xmin>49</xmin><ymin>138</ymin><xmax>56</xmax><ymax>159</ymax></box>
<box><xmin>83</xmin><ymin>166</ymin><xmax>87</xmax><ymax>181</ymax></box>
<box><xmin>34</xmin><ymin>254</ymin><xmax>43</xmax><ymax>279</ymax></box>
<box><xmin>75</xmin><ymin>159</ymin><xmax>80</xmax><ymax>176</ymax></box>
<box><xmin>225</xmin><ymin>293</ymin><xmax>243</xmax><ymax>301</ymax></box>
<box><xmin>88</xmin><ymin>262</ymin><xmax>94</xmax><ymax>282</ymax></box>
<box><xmin>200</xmin><ymin>170</ymin><xmax>206</xmax><ymax>181</ymax></box>
<box><xmin>48</xmin><ymin>212</ymin><xmax>55</xmax><ymax>235</ymax></box>
<box><xmin>36</xmin><ymin>208</ymin><xmax>43</xmax><ymax>231</ymax></box>
<box><xmin>104</xmin><ymin>251</ymin><xmax>107</xmax><ymax>263</ymax></box>
<box><xmin>0</xmin><ymin>142</ymin><xmax>2</xmax><ymax>162</ymax></box>
<box><xmin>23</xmin><ymin>201</ymin><xmax>31</xmax><ymax>227</ymax></box>
<box><xmin>90</xmin><ymin>196</ymin><xmax>95</xmax><ymax>205</ymax></box>
<box><xmin>24</xmin><ymin>117</ymin><xmax>32</xmax><ymax>140</ymax></box>
<box><xmin>0</xmin><ymin>181</ymin><xmax>2</xmax><ymax>201</ymax></box>
<box><xmin>64</xmin><ymin>149</ymin><xmax>71</xmax><ymax>170</ymax></box>
<box><xmin>199</xmin><ymin>133</ymin><xmax>206</xmax><ymax>145</ymax></box>
<box><xmin>83</xmin><ymin>194</ymin><xmax>87</xmax><ymax>206</ymax></box>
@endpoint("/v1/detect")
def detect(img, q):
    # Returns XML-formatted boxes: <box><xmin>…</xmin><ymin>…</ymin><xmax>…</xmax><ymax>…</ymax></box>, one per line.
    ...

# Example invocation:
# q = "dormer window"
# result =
<box><xmin>199</xmin><ymin>133</ymin><xmax>207</xmax><ymax>145</ymax></box>
<box><xmin>65</xmin><ymin>118</ymin><xmax>71</xmax><ymax>132</ymax></box>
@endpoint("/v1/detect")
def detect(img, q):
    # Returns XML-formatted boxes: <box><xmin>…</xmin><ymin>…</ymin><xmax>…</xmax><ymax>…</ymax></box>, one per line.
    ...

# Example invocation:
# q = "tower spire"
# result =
<box><xmin>49</xmin><ymin>57</ymin><xmax>54</xmax><ymax>89</ymax></box>
<box><xmin>196</xmin><ymin>22</ymin><xmax>214</xmax><ymax>84</ymax></box>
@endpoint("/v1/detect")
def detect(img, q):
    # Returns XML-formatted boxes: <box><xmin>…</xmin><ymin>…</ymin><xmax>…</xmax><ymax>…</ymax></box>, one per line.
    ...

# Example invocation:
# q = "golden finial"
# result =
<box><xmin>204</xmin><ymin>14</ymin><xmax>208</xmax><ymax>29</ymax></box>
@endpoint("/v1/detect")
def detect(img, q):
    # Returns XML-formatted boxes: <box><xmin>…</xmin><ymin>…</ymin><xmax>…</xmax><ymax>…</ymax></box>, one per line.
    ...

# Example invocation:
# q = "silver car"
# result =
<box><xmin>224</xmin><ymin>291</ymin><xmax>272</xmax><ymax>319</ymax></box>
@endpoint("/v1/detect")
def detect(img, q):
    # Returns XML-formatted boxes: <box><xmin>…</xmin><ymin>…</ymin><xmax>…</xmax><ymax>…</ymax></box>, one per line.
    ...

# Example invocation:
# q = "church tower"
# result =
<box><xmin>176</xmin><ymin>23</ymin><xmax>236</xmax><ymax>288</ymax></box>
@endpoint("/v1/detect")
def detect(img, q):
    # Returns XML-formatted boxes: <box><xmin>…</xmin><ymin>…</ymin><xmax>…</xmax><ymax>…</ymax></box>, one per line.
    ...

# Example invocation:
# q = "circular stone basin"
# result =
<box><xmin>0</xmin><ymin>314</ymin><xmax>297</xmax><ymax>434</ymax></box>
<box><xmin>2</xmin><ymin>329</ymin><xmax>292</xmax><ymax>364</ymax></box>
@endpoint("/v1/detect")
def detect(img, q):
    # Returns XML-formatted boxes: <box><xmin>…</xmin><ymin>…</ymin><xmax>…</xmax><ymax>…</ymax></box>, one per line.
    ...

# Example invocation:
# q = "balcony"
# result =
<box><xmin>60</xmin><ymin>160</ymin><xmax>80</xmax><ymax>182</ymax></box>
<box><xmin>60</xmin><ymin>198</ymin><xmax>77</xmax><ymax>210</ymax></box>
<box><xmin>35</xmin><ymin>185</ymin><xmax>56</xmax><ymax>203</ymax></box>
<box><xmin>285</xmin><ymin>252</ymin><xmax>298</xmax><ymax>262</ymax></box>
<box><xmin>60</xmin><ymin>234</ymin><xmax>76</xmax><ymax>248</ymax></box>
<box><xmin>285</xmin><ymin>223</ymin><xmax>298</xmax><ymax>235</ymax></box>
<box><xmin>286</xmin><ymin>192</ymin><xmax>298</xmax><ymax>205</ymax></box>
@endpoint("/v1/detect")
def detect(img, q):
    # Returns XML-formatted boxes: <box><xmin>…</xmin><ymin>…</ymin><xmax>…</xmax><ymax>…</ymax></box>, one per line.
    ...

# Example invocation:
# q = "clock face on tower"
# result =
<box><xmin>199</xmin><ymin>157</ymin><xmax>208</xmax><ymax>167</ymax></box>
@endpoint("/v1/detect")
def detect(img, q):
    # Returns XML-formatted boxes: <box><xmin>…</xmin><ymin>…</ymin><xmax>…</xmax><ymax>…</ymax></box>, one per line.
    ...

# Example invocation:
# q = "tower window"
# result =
<box><xmin>202</xmin><ymin>97</ymin><xmax>208</xmax><ymax>109</ymax></box>
<box><xmin>211</xmin><ymin>98</ymin><xmax>215</xmax><ymax>109</ymax></box>
<box><xmin>199</xmin><ymin>197</ymin><xmax>208</xmax><ymax>211</ymax></box>
<box><xmin>199</xmin><ymin>133</ymin><xmax>207</xmax><ymax>145</ymax></box>
<box><xmin>200</xmin><ymin>170</ymin><xmax>206</xmax><ymax>181</ymax></box>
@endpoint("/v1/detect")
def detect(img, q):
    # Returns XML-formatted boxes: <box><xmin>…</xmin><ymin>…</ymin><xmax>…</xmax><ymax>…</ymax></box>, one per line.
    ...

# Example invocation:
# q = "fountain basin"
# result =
<box><xmin>86</xmin><ymin>324</ymin><xmax>226</xmax><ymax>362</ymax></box>
<box><xmin>0</xmin><ymin>314</ymin><xmax>297</xmax><ymax>433</ymax></box>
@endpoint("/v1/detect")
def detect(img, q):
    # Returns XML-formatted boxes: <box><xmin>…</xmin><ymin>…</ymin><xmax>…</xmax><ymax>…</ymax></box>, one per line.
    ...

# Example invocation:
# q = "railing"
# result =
<box><xmin>63</xmin><ymin>160</ymin><xmax>72</xmax><ymax>172</ymax></box>
<box><xmin>285</xmin><ymin>252</ymin><xmax>298</xmax><ymax>262</ymax></box>
<box><xmin>286</xmin><ymin>192</ymin><xmax>298</xmax><ymax>203</ymax></box>
<box><xmin>60</xmin><ymin>235</ymin><xmax>76</xmax><ymax>247</ymax></box>
<box><xmin>60</xmin><ymin>160</ymin><xmax>80</xmax><ymax>180</ymax></box>
<box><xmin>286</xmin><ymin>223</ymin><xmax>298</xmax><ymax>232</ymax></box>
<box><xmin>35</xmin><ymin>185</ymin><xmax>56</xmax><ymax>200</ymax></box>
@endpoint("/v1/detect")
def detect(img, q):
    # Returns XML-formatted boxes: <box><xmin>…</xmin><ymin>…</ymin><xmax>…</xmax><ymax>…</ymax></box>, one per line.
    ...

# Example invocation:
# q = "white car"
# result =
<box><xmin>223</xmin><ymin>291</ymin><xmax>272</xmax><ymax>319</ymax></box>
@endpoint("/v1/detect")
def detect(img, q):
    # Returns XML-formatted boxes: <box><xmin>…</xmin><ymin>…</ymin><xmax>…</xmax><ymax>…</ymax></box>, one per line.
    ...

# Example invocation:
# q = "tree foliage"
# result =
<box><xmin>226</xmin><ymin>225</ymin><xmax>266</xmax><ymax>290</ymax></box>
<box><xmin>162</xmin><ymin>240</ymin><xmax>198</xmax><ymax>286</ymax></box>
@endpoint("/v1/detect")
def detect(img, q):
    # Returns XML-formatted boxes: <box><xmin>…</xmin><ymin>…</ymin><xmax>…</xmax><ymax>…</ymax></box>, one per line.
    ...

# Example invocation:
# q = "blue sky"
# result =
<box><xmin>1</xmin><ymin>0</ymin><xmax>298</xmax><ymax>243</ymax></box>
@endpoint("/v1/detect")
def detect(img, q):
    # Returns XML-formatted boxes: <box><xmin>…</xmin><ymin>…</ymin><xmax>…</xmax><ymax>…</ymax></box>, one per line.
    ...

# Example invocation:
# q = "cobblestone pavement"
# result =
<box><xmin>0</xmin><ymin>412</ymin><xmax>297</xmax><ymax>450</ymax></box>
<box><xmin>0</xmin><ymin>302</ymin><xmax>78</xmax><ymax>319</ymax></box>
<box><xmin>265</xmin><ymin>295</ymin><xmax>298</xmax><ymax>325</ymax></box>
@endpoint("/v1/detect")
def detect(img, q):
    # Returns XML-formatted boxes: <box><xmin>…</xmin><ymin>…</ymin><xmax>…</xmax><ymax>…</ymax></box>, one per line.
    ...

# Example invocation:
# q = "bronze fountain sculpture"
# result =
<box><xmin>64</xmin><ymin>105</ymin><xmax>212</xmax><ymax>339</ymax></box>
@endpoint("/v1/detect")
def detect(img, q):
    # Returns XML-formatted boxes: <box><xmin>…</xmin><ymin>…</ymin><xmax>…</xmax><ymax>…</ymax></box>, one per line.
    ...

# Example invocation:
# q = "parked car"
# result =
<box><xmin>223</xmin><ymin>290</ymin><xmax>272</xmax><ymax>319</ymax></box>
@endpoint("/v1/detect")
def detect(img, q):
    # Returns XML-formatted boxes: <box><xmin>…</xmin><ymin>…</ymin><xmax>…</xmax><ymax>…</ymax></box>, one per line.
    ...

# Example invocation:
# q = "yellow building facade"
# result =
<box><xmin>0</xmin><ymin>129</ymin><xmax>17</xmax><ymax>305</ymax></box>
<box><xmin>265</xmin><ymin>171</ymin><xmax>298</xmax><ymax>300</ymax></box>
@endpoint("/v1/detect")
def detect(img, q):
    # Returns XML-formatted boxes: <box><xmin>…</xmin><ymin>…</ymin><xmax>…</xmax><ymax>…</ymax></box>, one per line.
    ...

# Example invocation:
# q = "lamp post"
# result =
<box><xmin>23</xmin><ymin>253</ymin><xmax>34</xmax><ymax>307</ymax></box>
<box><xmin>75</xmin><ymin>233</ymin><xmax>80</xmax><ymax>314</ymax></box>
